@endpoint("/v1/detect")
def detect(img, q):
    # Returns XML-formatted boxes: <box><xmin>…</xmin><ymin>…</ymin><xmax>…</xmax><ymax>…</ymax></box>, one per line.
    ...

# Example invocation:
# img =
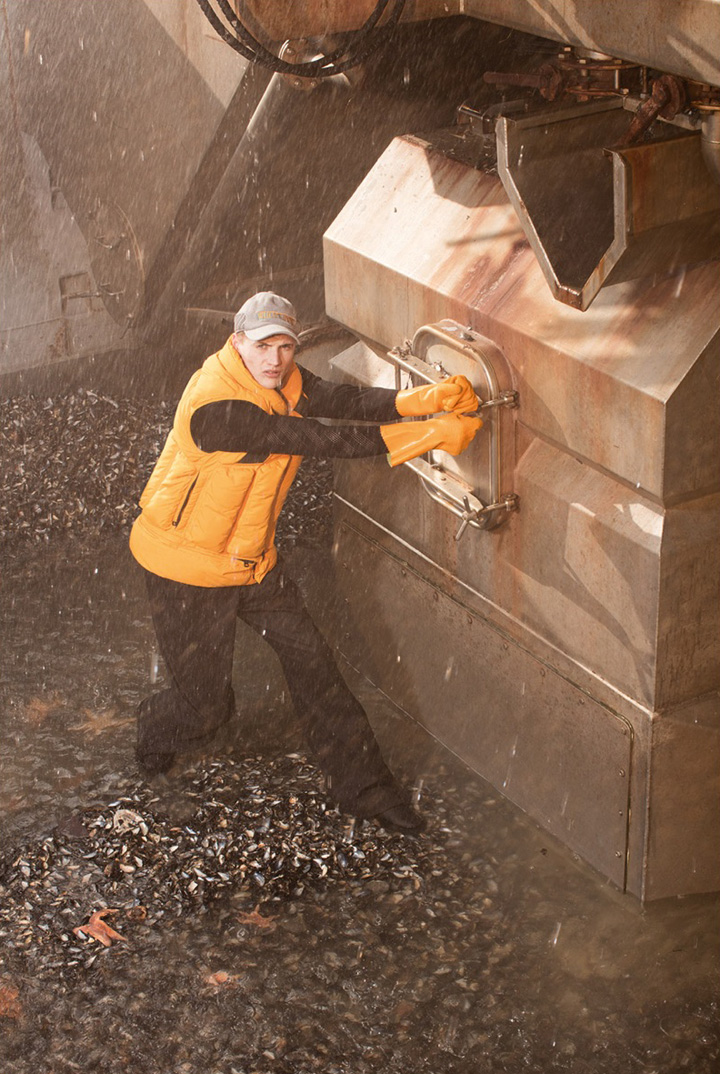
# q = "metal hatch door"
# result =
<box><xmin>384</xmin><ymin>320</ymin><xmax>519</xmax><ymax>538</ymax></box>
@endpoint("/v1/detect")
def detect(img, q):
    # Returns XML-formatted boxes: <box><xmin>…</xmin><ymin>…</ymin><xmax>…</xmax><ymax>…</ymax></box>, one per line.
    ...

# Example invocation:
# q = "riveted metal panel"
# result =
<box><xmin>333</xmin><ymin>513</ymin><xmax>633</xmax><ymax>889</ymax></box>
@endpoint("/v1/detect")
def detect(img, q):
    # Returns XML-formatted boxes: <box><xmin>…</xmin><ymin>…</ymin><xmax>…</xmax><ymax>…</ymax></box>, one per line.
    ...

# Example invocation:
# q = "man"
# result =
<box><xmin>129</xmin><ymin>292</ymin><xmax>481</xmax><ymax>832</ymax></box>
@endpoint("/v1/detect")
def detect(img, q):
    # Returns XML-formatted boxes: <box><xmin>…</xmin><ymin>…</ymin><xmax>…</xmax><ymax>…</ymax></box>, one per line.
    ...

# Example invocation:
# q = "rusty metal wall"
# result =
<box><xmin>323</xmin><ymin>134</ymin><xmax>720</xmax><ymax>899</ymax></box>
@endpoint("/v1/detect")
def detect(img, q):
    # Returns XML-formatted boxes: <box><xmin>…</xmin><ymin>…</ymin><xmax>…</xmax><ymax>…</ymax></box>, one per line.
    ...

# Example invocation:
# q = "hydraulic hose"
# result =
<box><xmin>216</xmin><ymin>0</ymin><xmax>391</xmax><ymax>70</ymax></box>
<box><xmin>194</xmin><ymin>0</ymin><xmax>406</xmax><ymax>77</ymax></box>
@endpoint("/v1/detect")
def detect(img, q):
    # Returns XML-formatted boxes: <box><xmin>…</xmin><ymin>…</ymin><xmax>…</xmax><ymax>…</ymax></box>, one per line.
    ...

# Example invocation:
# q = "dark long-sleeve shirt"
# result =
<box><xmin>190</xmin><ymin>364</ymin><xmax>401</xmax><ymax>460</ymax></box>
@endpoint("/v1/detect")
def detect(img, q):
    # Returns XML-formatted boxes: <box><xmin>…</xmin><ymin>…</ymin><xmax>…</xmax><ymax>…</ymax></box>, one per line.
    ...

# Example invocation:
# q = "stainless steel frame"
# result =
<box><xmin>385</xmin><ymin>322</ymin><xmax>519</xmax><ymax>535</ymax></box>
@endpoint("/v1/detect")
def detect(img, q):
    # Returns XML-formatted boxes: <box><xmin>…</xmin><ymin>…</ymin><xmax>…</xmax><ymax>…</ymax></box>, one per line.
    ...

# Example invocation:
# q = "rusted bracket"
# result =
<box><xmin>617</xmin><ymin>74</ymin><xmax>686</xmax><ymax>147</ymax></box>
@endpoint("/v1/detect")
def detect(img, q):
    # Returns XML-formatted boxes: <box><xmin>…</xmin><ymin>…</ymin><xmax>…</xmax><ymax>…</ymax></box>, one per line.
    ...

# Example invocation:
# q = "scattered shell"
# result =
<box><xmin>0</xmin><ymin>753</ymin><xmax>455</xmax><ymax>980</ymax></box>
<box><xmin>0</xmin><ymin>388</ymin><xmax>332</xmax><ymax>551</ymax></box>
<box><xmin>0</xmin><ymin>392</ymin><xmax>716</xmax><ymax>1074</ymax></box>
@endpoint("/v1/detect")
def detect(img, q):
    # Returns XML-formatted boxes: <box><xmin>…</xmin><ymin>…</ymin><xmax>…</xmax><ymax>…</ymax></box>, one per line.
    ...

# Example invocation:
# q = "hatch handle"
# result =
<box><xmin>386</xmin><ymin>323</ymin><xmax>519</xmax><ymax>534</ymax></box>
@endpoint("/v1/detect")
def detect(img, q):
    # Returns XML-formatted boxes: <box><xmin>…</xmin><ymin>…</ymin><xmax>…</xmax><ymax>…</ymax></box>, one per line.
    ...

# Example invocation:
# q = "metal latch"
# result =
<box><xmin>386</xmin><ymin>323</ymin><xmax>519</xmax><ymax>536</ymax></box>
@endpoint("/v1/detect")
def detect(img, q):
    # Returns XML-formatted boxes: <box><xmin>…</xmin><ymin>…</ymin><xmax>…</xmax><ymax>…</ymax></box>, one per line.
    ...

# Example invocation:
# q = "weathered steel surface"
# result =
<box><xmin>332</xmin><ymin>502</ymin><xmax>720</xmax><ymax>898</ymax></box>
<box><xmin>462</xmin><ymin>0</ymin><xmax>720</xmax><ymax>87</ymax></box>
<box><xmin>324</xmin><ymin>135</ymin><xmax>720</xmax><ymax>502</ymax></box>
<box><xmin>246</xmin><ymin>0</ymin><xmax>720</xmax><ymax>86</ymax></box>
<box><xmin>324</xmin><ymin>131</ymin><xmax>720</xmax><ymax>897</ymax></box>
<box><xmin>12</xmin><ymin>1</ymin><xmax>246</xmax><ymax>318</ymax></box>
<box><xmin>644</xmin><ymin>699</ymin><xmax>720</xmax><ymax>899</ymax></box>
<box><xmin>331</xmin><ymin>423</ymin><xmax>695</xmax><ymax>711</ymax></box>
<box><xmin>326</xmin><ymin>138</ymin><xmax>720</xmax><ymax>707</ymax></box>
<box><xmin>495</xmin><ymin>102</ymin><xmax>625</xmax><ymax>310</ymax></box>
<box><xmin>333</xmin><ymin>512</ymin><xmax>633</xmax><ymax>890</ymax></box>
<box><xmin>495</xmin><ymin>104</ymin><xmax>720</xmax><ymax>310</ymax></box>
<box><xmin>656</xmin><ymin>491</ymin><xmax>720</xmax><ymax>706</ymax></box>
<box><xmin>243</xmin><ymin>0</ymin><xmax>448</xmax><ymax>36</ymax></box>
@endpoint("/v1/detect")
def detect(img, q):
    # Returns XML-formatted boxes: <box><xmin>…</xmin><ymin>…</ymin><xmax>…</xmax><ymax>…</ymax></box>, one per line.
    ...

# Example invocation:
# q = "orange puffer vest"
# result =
<box><xmin>129</xmin><ymin>338</ymin><xmax>304</xmax><ymax>587</ymax></box>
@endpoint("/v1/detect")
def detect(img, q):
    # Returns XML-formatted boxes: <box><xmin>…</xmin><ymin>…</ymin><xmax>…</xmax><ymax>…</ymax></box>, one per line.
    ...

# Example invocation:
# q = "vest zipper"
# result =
<box><xmin>172</xmin><ymin>476</ymin><xmax>198</xmax><ymax>528</ymax></box>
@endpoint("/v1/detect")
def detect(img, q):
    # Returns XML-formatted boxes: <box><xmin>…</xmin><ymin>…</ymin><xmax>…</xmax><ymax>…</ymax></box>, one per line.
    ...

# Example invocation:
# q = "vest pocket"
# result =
<box><xmin>172</xmin><ymin>476</ymin><xmax>198</xmax><ymax>528</ymax></box>
<box><xmin>141</xmin><ymin>455</ymin><xmax>198</xmax><ymax>531</ymax></box>
<box><xmin>182</xmin><ymin>467</ymin><xmax>256</xmax><ymax>553</ymax></box>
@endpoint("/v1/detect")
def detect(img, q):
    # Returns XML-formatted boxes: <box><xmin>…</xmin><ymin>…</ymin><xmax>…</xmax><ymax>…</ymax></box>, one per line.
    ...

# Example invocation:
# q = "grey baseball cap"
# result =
<box><xmin>233</xmin><ymin>292</ymin><xmax>300</xmax><ymax>343</ymax></box>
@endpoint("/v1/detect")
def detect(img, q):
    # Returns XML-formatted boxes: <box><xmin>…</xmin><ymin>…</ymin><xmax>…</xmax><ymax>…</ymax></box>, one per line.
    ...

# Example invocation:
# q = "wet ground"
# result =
<box><xmin>1</xmin><ymin>529</ymin><xmax>718</xmax><ymax>1074</ymax></box>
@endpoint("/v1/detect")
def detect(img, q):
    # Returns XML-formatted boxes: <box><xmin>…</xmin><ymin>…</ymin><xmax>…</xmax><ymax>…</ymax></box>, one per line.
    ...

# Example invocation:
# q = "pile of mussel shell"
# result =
<box><xmin>0</xmin><ymin>389</ymin><xmax>333</xmax><ymax>550</ymax></box>
<box><xmin>0</xmin><ymin>753</ymin><xmax>446</xmax><ymax>981</ymax></box>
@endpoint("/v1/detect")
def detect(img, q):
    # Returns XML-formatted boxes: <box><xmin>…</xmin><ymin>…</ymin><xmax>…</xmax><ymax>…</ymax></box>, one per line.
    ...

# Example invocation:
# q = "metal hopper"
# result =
<box><xmin>323</xmin><ymin>121</ymin><xmax>719</xmax><ymax>900</ymax></box>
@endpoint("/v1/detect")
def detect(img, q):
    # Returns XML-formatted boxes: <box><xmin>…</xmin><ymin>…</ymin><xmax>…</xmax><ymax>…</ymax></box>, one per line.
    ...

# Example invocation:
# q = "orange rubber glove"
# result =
<box><xmin>396</xmin><ymin>375</ymin><xmax>479</xmax><ymax>417</ymax></box>
<box><xmin>381</xmin><ymin>413</ymin><xmax>483</xmax><ymax>467</ymax></box>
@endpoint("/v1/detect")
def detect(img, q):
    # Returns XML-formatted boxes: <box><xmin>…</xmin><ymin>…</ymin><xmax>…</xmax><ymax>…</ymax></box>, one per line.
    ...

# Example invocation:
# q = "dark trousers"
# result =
<box><xmin>137</xmin><ymin>564</ymin><xmax>403</xmax><ymax>817</ymax></box>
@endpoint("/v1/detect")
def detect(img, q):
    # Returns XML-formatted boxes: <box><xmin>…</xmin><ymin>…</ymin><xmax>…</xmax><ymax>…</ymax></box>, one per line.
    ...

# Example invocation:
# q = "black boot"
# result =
<box><xmin>135</xmin><ymin>743</ymin><xmax>176</xmax><ymax>778</ymax></box>
<box><xmin>135</xmin><ymin>691</ymin><xmax>233</xmax><ymax>777</ymax></box>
